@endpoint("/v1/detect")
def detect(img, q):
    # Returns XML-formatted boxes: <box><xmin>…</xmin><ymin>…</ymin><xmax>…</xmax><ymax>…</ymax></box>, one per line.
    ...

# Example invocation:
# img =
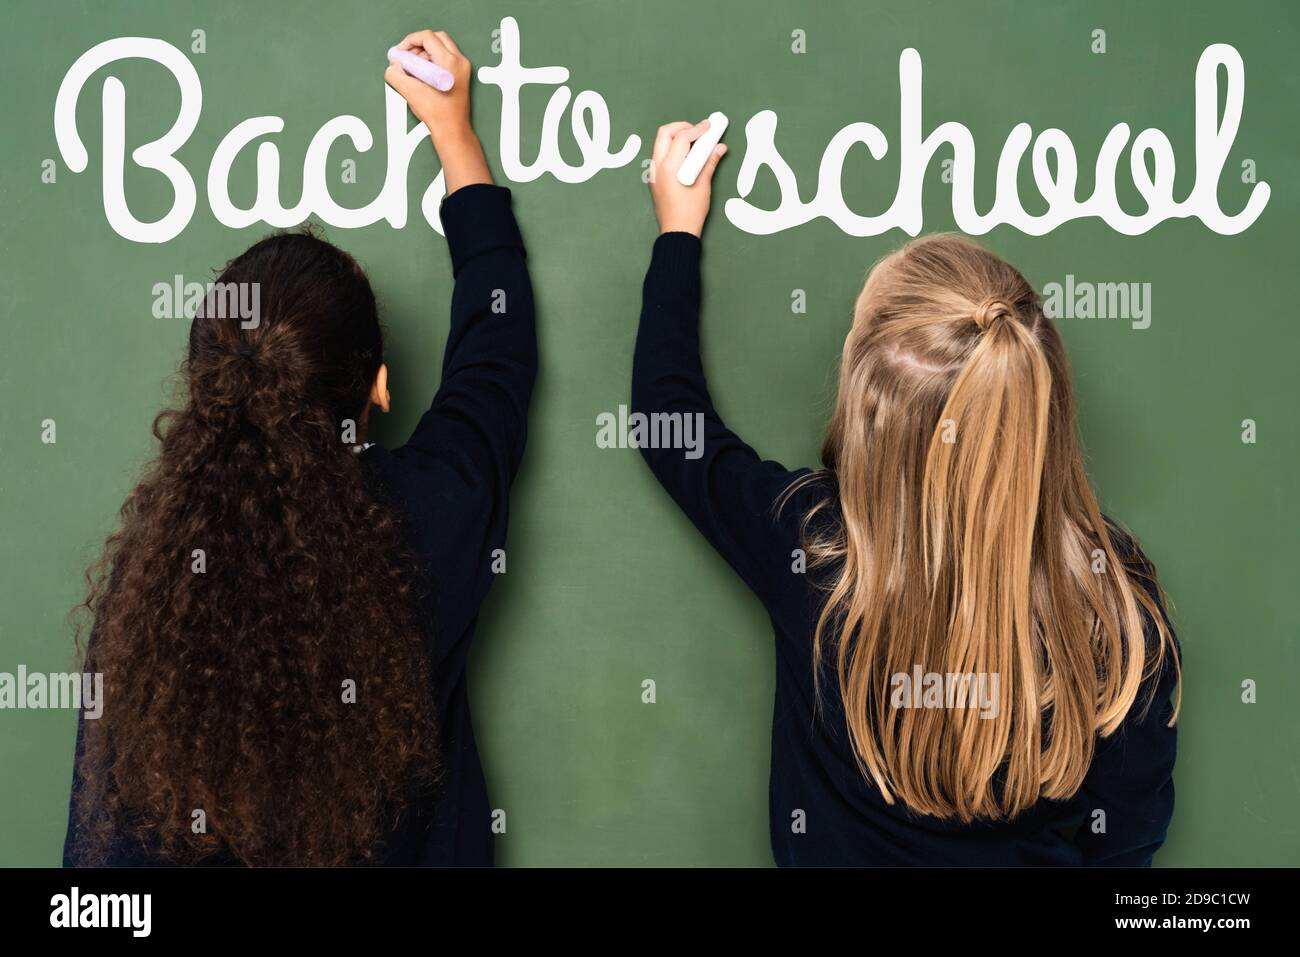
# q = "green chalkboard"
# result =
<box><xmin>1</xmin><ymin>0</ymin><xmax>1297</xmax><ymax>866</ymax></box>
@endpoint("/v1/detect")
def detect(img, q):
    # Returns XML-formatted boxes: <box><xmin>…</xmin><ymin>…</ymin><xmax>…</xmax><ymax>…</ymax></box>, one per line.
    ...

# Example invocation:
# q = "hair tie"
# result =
<box><xmin>235</xmin><ymin>343</ymin><xmax>257</xmax><ymax>361</ymax></box>
<box><xmin>973</xmin><ymin>298</ymin><xmax>1013</xmax><ymax>332</ymax></box>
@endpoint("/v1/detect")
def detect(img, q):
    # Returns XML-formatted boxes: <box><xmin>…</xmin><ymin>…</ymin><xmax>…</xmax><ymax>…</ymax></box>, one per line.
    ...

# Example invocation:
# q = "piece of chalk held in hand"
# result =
<box><xmin>387</xmin><ymin>46</ymin><xmax>455</xmax><ymax>92</ymax></box>
<box><xmin>676</xmin><ymin>112</ymin><xmax>729</xmax><ymax>186</ymax></box>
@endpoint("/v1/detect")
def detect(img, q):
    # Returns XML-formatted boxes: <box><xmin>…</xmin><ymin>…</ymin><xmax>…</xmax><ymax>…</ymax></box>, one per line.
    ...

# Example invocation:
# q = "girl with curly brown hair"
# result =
<box><xmin>63</xmin><ymin>29</ymin><xmax>533</xmax><ymax>867</ymax></box>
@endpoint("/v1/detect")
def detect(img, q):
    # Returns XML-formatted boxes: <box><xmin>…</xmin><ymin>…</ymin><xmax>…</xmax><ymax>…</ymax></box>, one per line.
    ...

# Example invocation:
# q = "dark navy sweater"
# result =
<box><xmin>64</xmin><ymin>183</ymin><xmax>535</xmax><ymax>867</ymax></box>
<box><xmin>631</xmin><ymin>231</ymin><xmax>1179</xmax><ymax>867</ymax></box>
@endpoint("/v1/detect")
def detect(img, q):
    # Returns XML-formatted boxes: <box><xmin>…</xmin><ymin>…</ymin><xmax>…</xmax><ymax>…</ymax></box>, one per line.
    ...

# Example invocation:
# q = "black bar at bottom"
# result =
<box><xmin>0</xmin><ymin>865</ymin><xmax>1280</xmax><ymax>942</ymax></box>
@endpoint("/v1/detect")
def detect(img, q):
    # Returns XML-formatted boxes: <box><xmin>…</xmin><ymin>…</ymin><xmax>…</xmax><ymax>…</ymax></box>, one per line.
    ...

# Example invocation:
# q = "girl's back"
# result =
<box><xmin>64</xmin><ymin>32</ymin><xmax>537</xmax><ymax>867</ymax></box>
<box><xmin>748</xmin><ymin>473</ymin><xmax>1176</xmax><ymax>866</ymax></box>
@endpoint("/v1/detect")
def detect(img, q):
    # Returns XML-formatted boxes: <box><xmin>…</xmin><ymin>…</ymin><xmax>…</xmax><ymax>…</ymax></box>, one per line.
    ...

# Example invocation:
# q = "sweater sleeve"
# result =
<box><xmin>389</xmin><ymin>184</ymin><xmax>536</xmax><ymax>664</ymax></box>
<box><xmin>631</xmin><ymin>232</ymin><xmax>809</xmax><ymax>609</ymax></box>
<box><xmin>394</xmin><ymin>183</ymin><xmax>535</xmax><ymax>480</ymax></box>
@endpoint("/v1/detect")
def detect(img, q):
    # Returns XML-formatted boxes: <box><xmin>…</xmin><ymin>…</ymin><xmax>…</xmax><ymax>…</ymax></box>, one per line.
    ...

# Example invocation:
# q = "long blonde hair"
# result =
<box><xmin>788</xmin><ymin>234</ymin><xmax>1179</xmax><ymax>822</ymax></box>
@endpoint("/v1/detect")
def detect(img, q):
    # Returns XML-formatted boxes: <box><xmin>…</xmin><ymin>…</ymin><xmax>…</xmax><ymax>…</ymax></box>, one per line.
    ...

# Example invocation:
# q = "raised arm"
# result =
<box><xmin>382</xmin><ymin>31</ymin><xmax>536</xmax><ymax>660</ymax></box>
<box><xmin>397</xmin><ymin>185</ymin><xmax>534</xmax><ymax>487</ymax></box>
<box><xmin>384</xmin><ymin>29</ymin><xmax>534</xmax><ymax>481</ymax></box>
<box><xmin>631</xmin><ymin>121</ymin><xmax>809</xmax><ymax>606</ymax></box>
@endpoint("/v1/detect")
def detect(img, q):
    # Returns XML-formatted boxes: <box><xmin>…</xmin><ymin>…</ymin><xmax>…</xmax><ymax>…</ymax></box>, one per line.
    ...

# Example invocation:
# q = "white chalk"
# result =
<box><xmin>387</xmin><ymin>47</ymin><xmax>455</xmax><ymax>92</ymax></box>
<box><xmin>676</xmin><ymin>112</ymin><xmax>729</xmax><ymax>186</ymax></box>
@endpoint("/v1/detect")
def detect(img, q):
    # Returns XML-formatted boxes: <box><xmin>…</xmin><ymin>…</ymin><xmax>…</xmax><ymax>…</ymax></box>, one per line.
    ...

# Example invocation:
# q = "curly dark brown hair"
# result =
<box><xmin>72</xmin><ymin>230</ymin><xmax>438</xmax><ymax>866</ymax></box>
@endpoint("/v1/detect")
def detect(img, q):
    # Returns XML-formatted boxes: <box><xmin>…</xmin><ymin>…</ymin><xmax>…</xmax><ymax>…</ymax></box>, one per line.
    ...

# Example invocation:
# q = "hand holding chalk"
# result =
<box><xmin>383</xmin><ymin>31</ymin><xmax>471</xmax><ymax>138</ymax></box>
<box><xmin>387</xmin><ymin>46</ymin><xmax>455</xmax><ymax>91</ymax></box>
<box><xmin>649</xmin><ymin>117</ymin><xmax>730</xmax><ymax>237</ymax></box>
<box><xmin>676</xmin><ymin>112</ymin><xmax>729</xmax><ymax>186</ymax></box>
<box><xmin>384</xmin><ymin>29</ymin><xmax>492</xmax><ymax>194</ymax></box>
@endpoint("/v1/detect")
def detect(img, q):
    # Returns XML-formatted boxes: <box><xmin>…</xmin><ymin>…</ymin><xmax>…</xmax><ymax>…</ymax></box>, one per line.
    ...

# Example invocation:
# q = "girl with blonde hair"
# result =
<box><xmin>632</xmin><ymin>119</ymin><xmax>1180</xmax><ymax>865</ymax></box>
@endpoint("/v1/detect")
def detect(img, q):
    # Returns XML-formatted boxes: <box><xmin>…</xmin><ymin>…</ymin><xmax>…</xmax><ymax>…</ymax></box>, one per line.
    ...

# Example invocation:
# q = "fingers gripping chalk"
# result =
<box><xmin>387</xmin><ymin>46</ymin><xmax>455</xmax><ymax>91</ymax></box>
<box><xmin>676</xmin><ymin>112</ymin><xmax>729</xmax><ymax>186</ymax></box>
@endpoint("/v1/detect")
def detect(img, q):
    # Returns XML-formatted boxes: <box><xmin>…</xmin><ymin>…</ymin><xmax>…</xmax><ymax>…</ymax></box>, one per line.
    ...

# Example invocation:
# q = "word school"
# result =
<box><xmin>54</xmin><ymin>19</ymin><xmax>1268</xmax><ymax>243</ymax></box>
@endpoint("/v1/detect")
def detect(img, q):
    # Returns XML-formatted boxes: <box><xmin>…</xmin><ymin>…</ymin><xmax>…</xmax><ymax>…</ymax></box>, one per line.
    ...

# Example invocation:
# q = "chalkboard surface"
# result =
<box><xmin>1</xmin><ymin>0</ymin><xmax>1296</xmax><ymax>865</ymax></box>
